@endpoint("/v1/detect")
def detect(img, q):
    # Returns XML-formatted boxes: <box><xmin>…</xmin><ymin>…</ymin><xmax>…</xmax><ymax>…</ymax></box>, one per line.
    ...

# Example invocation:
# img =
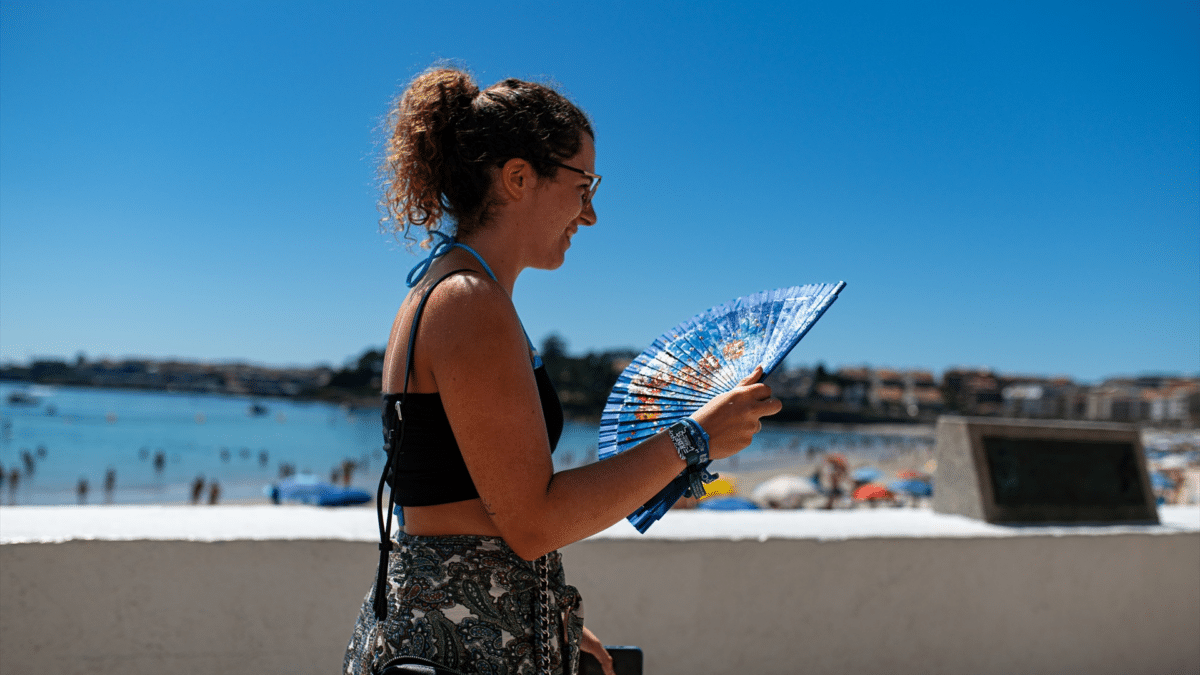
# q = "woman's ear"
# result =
<box><xmin>497</xmin><ymin>157</ymin><xmax>534</xmax><ymax>202</ymax></box>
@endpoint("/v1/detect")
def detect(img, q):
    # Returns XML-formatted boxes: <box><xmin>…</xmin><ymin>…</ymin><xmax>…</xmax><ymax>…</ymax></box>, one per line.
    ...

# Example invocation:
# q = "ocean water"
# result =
<box><xmin>0</xmin><ymin>382</ymin><xmax>929</xmax><ymax>506</ymax></box>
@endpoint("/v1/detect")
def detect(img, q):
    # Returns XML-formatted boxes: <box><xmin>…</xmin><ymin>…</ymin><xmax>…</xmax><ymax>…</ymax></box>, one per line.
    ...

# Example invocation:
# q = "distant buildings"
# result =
<box><xmin>1084</xmin><ymin>376</ymin><xmax>1199</xmax><ymax>425</ymax></box>
<box><xmin>3</xmin><ymin>357</ymin><xmax>334</xmax><ymax>399</ymax></box>
<box><xmin>941</xmin><ymin>368</ymin><xmax>1199</xmax><ymax>426</ymax></box>
<box><xmin>760</xmin><ymin>364</ymin><xmax>945</xmax><ymax>423</ymax></box>
<box><xmin>762</xmin><ymin>364</ymin><xmax>1198</xmax><ymax>427</ymax></box>
<box><xmin>3</xmin><ymin>352</ymin><xmax>1197</xmax><ymax>426</ymax></box>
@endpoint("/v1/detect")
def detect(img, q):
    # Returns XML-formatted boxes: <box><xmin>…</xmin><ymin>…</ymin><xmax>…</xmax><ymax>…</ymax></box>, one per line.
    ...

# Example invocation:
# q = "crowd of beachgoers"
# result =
<box><xmin>695</xmin><ymin>428</ymin><xmax>1200</xmax><ymax>512</ymax></box>
<box><xmin>3</xmin><ymin>399</ymin><xmax>1197</xmax><ymax>510</ymax></box>
<box><xmin>694</xmin><ymin>445</ymin><xmax>940</xmax><ymax>512</ymax></box>
<box><xmin>0</xmin><ymin>441</ymin><xmax>370</xmax><ymax>507</ymax></box>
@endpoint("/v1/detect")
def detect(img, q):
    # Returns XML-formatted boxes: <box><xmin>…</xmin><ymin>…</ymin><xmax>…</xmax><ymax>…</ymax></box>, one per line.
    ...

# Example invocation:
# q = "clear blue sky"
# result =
<box><xmin>2</xmin><ymin>0</ymin><xmax>1197</xmax><ymax>383</ymax></box>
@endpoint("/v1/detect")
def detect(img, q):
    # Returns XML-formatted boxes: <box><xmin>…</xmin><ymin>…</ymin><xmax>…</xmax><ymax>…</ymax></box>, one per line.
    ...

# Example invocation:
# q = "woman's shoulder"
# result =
<box><xmin>418</xmin><ymin>268</ymin><xmax>510</xmax><ymax>315</ymax></box>
<box><xmin>416</xmin><ymin>270</ymin><xmax>523</xmax><ymax>349</ymax></box>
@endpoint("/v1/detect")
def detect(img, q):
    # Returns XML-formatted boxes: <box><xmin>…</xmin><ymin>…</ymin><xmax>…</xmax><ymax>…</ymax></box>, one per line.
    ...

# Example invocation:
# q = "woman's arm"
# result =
<box><xmin>424</xmin><ymin>276</ymin><xmax>779</xmax><ymax>560</ymax></box>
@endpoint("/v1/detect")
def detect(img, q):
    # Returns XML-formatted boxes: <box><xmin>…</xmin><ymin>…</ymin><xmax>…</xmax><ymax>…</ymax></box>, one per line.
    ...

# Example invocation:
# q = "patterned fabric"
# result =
<box><xmin>344</xmin><ymin>533</ymin><xmax>583</xmax><ymax>675</ymax></box>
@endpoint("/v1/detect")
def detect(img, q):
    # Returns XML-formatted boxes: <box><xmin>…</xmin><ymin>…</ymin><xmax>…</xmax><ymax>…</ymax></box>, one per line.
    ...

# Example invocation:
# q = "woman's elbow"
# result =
<box><xmin>495</xmin><ymin>519</ymin><xmax>562</xmax><ymax>561</ymax></box>
<box><xmin>509</xmin><ymin>544</ymin><xmax>548</xmax><ymax>562</ymax></box>
<box><xmin>501</xmin><ymin>529</ymin><xmax>555</xmax><ymax>561</ymax></box>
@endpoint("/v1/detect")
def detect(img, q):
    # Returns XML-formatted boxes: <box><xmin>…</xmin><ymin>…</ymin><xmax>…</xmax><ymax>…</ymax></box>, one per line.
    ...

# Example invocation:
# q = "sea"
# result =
<box><xmin>0</xmin><ymin>382</ymin><xmax>932</xmax><ymax>506</ymax></box>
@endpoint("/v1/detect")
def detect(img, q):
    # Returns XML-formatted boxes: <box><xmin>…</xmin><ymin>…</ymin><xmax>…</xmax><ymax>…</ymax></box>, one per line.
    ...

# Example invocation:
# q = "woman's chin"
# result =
<box><xmin>537</xmin><ymin>243</ymin><xmax>570</xmax><ymax>270</ymax></box>
<box><xmin>538</xmin><ymin>256</ymin><xmax>567</xmax><ymax>271</ymax></box>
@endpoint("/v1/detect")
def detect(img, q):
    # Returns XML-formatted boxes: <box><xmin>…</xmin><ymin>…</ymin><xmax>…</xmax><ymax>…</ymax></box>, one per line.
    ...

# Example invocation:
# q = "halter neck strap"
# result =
<box><xmin>406</xmin><ymin>230</ymin><xmax>497</xmax><ymax>287</ymax></box>
<box><xmin>403</xmin><ymin>230</ymin><xmax>542</xmax><ymax>367</ymax></box>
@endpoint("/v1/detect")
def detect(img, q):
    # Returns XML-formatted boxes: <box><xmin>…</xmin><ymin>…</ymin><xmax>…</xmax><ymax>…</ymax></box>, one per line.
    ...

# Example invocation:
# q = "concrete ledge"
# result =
<box><xmin>3</xmin><ymin>504</ymin><xmax>1197</xmax><ymax>544</ymax></box>
<box><xmin>2</xmin><ymin>507</ymin><xmax>1198</xmax><ymax>675</ymax></box>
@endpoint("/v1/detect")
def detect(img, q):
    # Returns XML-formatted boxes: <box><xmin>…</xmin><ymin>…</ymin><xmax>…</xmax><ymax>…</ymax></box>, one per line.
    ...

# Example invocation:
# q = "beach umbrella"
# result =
<box><xmin>597</xmin><ymin>282</ymin><xmax>846</xmax><ymax>533</ymax></box>
<box><xmin>694</xmin><ymin>496</ymin><xmax>760</xmax><ymax>511</ymax></box>
<box><xmin>1155</xmin><ymin>454</ymin><xmax>1188</xmax><ymax>471</ymax></box>
<box><xmin>853</xmin><ymin>483</ymin><xmax>893</xmax><ymax>501</ymax></box>
<box><xmin>751</xmin><ymin>474</ymin><xmax>819</xmax><ymax>508</ymax></box>
<box><xmin>888</xmin><ymin>478</ymin><xmax>933</xmax><ymax>497</ymax></box>
<box><xmin>852</xmin><ymin>467</ymin><xmax>883</xmax><ymax>483</ymax></box>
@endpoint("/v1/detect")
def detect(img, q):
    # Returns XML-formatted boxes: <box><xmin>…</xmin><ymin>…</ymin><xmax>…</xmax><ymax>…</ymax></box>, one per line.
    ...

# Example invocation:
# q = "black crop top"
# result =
<box><xmin>382</xmin><ymin>363</ymin><xmax>564</xmax><ymax>506</ymax></box>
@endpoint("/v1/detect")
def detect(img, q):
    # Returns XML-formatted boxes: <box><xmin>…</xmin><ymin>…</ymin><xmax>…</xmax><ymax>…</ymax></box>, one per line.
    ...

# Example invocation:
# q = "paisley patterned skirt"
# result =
<box><xmin>343</xmin><ymin>533</ymin><xmax>583</xmax><ymax>675</ymax></box>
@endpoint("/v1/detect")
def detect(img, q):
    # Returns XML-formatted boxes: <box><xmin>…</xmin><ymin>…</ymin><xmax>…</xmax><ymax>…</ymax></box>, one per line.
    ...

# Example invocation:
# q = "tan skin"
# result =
<box><xmin>382</xmin><ymin>134</ymin><xmax>781</xmax><ymax>673</ymax></box>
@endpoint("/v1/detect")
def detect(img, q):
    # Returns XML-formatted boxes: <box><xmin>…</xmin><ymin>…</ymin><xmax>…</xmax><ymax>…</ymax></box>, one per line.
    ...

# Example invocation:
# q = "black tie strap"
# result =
<box><xmin>372</xmin><ymin>269</ymin><xmax>475</xmax><ymax>622</ymax></box>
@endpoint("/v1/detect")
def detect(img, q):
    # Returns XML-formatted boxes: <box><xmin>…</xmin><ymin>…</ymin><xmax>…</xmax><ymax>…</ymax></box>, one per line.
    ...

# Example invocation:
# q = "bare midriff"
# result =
<box><xmin>401</xmin><ymin>499</ymin><xmax>503</xmax><ymax>537</ymax></box>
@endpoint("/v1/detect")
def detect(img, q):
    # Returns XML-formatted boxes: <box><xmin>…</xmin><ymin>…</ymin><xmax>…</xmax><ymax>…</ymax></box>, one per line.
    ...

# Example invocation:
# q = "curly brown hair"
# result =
<box><xmin>379</xmin><ymin>67</ymin><xmax>593</xmax><ymax>245</ymax></box>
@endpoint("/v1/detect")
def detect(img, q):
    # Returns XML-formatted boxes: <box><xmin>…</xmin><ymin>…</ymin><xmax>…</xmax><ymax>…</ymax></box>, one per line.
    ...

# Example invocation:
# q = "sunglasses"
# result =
<box><xmin>544</xmin><ymin>159</ymin><xmax>602</xmax><ymax>204</ymax></box>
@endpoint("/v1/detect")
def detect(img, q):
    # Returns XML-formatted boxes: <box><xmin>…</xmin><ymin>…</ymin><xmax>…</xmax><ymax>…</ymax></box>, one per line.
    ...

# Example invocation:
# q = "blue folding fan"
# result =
<box><xmin>598</xmin><ymin>282</ymin><xmax>846</xmax><ymax>532</ymax></box>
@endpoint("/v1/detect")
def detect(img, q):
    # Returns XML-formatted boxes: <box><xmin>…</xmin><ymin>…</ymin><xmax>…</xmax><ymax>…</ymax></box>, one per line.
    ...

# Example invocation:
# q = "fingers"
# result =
<box><xmin>591</xmin><ymin>647</ymin><xmax>614</xmax><ymax>675</ymax></box>
<box><xmin>690</xmin><ymin>367</ymin><xmax>785</xmax><ymax>459</ymax></box>
<box><xmin>579</xmin><ymin>626</ymin><xmax>615</xmax><ymax>675</ymax></box>
<box><xmin>742</xmin><ymin>393</ymin><xmax>781</xmax><ymax>419</ymax></box>
<box><xmin>738</xmin><ymin>365</ymin><xmax>765</xmax><ymax>386</ymax></box>
<box><xmin>739</xmin><ymin>371</ymin><xmax>777</xmax><ymax>407</ymax></box>
<box><xmin>736</xmin><ymin>366</ymin><xmax>776</xmax><ymax>408</ymax></box>
<box><xmin>742</xmin><ymin>382</ymin><xmax>775</xmax><ymax>402</ymax></box>
<box><xmin>762</xmin><ymin>395</ymin><xmax>783</xmax><ymax>417</ymax></box>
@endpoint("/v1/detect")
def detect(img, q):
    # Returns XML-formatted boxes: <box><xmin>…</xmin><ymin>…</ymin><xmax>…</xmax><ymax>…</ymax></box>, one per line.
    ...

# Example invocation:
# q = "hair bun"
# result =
<box><xmin>412</xmin><ymin>67</ymin><xmax>477</xmax><ymax>117</ymax></box>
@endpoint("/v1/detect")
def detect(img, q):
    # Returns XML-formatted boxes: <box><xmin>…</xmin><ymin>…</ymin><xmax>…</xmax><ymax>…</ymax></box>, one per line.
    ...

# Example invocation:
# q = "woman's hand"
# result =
<box><xmin>579</xmin><ymin>625</ymin><xmax>614</xmax><ymax>675</ymax></box>
<box><xmin>691</xmin><ymin>366</ymin><xmax>782</xmax><ymax>460</ymax></box>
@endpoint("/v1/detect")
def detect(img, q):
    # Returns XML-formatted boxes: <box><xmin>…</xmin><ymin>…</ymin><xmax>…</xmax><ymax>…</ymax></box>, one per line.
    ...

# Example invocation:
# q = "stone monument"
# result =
<box><xmin>932</xmin><ymin>416</ymin><xmax>1159</xmax><ymax>524</ymax></box>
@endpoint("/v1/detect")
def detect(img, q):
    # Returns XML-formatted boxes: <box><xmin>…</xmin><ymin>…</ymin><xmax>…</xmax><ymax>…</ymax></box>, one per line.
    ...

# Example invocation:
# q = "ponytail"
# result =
<box><xmin>380</xmin><ymin>66</ymin><xmax>592</xmax><ymax>244</ymax></box>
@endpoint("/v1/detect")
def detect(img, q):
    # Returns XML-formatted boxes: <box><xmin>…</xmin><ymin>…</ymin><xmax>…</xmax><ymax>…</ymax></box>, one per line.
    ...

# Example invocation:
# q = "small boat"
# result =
<box><xmin>248</xmin><ymin>402</ymin><xmax>269</xmax><ymax>416</ymax></box>
<box><xmin>6</xmin><ymin>390</ymin><xmax>41</xmax><ymax>406</ymax></box>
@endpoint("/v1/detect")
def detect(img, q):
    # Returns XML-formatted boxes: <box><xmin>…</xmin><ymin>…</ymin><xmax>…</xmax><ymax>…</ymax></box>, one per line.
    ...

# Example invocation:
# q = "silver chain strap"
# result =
<box><xmin>534</xmin><ymin>554</ymin><xmax>552</xmax><ymax>674</ymax></box>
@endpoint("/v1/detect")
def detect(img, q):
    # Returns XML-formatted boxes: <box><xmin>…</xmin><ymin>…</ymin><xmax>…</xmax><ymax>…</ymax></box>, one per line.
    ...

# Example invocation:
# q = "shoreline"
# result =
<box><xmin>2</xmin><ymin>443</ymin><xmax>938</xmax><ymax>509</ymax></box>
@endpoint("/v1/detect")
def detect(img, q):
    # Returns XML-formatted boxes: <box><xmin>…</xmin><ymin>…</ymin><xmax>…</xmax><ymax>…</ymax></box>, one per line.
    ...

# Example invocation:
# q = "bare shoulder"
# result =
<box><xmin>410</xmin><ymin>270</ymin><xmax>528</xmax><ymax>381</ymax></box>
<box><xmin>421</xmin><ymin>269</ymin><xmax>508</xmax><ymax>308</ymax></box>
<box><xmin>418</xmin><ymin>272</ymin><xmax>525</xmax><ymax>353</ymax></box>
<box><xmin>383</xmin><ymin>270</ymin><xmax>525</xmax><ymax>393</ymax></box>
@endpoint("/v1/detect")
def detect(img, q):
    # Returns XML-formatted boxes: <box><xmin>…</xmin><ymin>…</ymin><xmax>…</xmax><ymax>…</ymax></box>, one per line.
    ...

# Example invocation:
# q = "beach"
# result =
<box><xmin>1</xmin><ymin>381</ymin><xmax>946</xmax><ymax>507</ymax></box>
<box><xmin>6</xmin><ymin>381</ymin><xmax>1197</xmax><ymax>512</ymax></box>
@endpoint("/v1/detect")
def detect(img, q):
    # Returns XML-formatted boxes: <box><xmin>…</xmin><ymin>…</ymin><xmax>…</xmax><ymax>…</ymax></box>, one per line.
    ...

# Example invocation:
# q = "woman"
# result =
<box><xmin>344</xmin><ymin>67</ymin><xmax>781</xmax><ymax>675</ymax></box>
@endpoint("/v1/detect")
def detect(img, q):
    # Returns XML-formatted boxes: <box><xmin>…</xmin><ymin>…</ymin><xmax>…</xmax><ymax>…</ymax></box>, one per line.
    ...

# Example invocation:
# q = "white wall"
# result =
<box><xmin>563</xmin><ymin>535</ymin><xmax>1200</xmax><ymax>675</ymax></box>
<box><xmin>1</xmin><ymin>508</ymin><xmax>1197</xmax><ymax>675</ymax></box>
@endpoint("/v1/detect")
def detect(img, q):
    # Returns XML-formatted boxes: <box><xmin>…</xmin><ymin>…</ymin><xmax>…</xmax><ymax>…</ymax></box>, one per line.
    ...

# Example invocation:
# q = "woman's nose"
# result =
<box><xmin>578</xmin><ymin>200</ymin><xmax>597</xmax><ymax>226</ymax></box>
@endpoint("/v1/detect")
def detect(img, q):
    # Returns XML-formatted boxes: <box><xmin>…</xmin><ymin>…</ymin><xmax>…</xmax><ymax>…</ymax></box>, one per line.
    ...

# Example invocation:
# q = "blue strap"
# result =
<box><xmin>679</xmin><ymin>417</ymin><xmax>715</xmax><ymax>500</ymax></box>
<box><xmin>406</xmin><ymin>231</ymin><xmax>497</xmax><ymax>287</ymax></box>
<box><xmin>404</xmin><ymin>231</ymin><xmax>541</xmax><ymax>366</ymax></box>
